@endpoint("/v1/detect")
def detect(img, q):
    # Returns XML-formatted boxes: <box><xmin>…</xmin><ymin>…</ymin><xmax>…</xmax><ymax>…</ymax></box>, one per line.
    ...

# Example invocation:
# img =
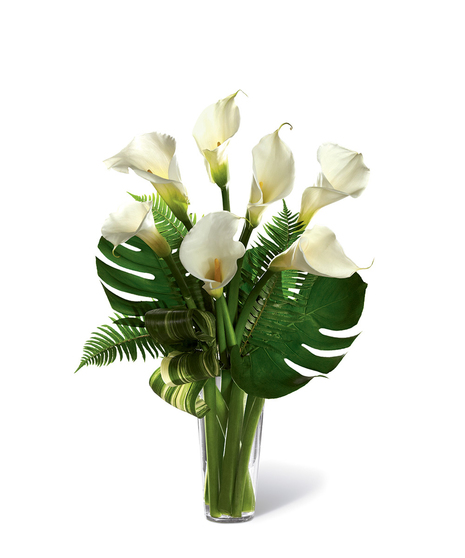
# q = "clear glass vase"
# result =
<box><xmin>198</xmin><ymin>382</ymin><xmax>264</xmax><ymax>523</ymax></box>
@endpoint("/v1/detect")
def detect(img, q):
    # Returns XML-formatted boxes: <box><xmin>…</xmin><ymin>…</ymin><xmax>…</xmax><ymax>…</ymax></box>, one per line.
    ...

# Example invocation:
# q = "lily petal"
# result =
<box><xmin>104</xmin><ymin>132</ymin><xmax>189</xmax><ymax>222</ymax></box>
<box><xmin>193</xmin><ymin>91</ymin><xmax>241</xmax><ymax>187</ymax></box>
<box><xmin>101</xmin><ymin>200</ymin><xmax>171</xmax><ymax>258</ymax></box>
<box><xmin>270</xmin><ymin>225</ymin><xmax>361</xmax><ymax>278</ymax></box>
<box><xmin>179</xmin><ymin>211</ymin><xmax>245</xmax><ymax>296</ymax></box>
<box><xmin>298</xmin><ymin>173</ymin><xmax>348</xmax><ymax>227</ymax></box>
<box><xmin>247</xmin><ymin>124</ymin><xmax>295</xmax><ymax>226</ymax></box>
<box><xmin>317</xmin><ymin>143</ymin><xmax>370</xmax><ymax>198</ymax></box>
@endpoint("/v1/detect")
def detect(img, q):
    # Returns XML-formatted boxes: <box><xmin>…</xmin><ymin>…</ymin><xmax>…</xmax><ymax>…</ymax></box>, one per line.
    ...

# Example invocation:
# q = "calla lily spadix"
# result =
<box><xmin>101</xmin><ymin>200</ymin><xmax>171</xmax><ymax>258</ymax></box>
<box><xmin>192</xmin><ymin>91</ymin><xmax>242</xmax><ymax>188</ymax></box>
<box><xmin>298</xmin><ymin>143</ymin><xmax>370</xmax><ymax>228</ymax></box>
<box><xmin>247</xmin><ymin>123</ymin><xmax>295</xmax><ymax>227</ymax></box>
<box><xmin>269</xmin><ymin>225</ymin><xmax>362</xmax><ymax>279</ymax></box>
<box><xmin>104</xmin><ymin>132</ymin><xmax>190</xmax><ymax>223</ymax></box>
<box><xmin>179</xmin><ymin>211</ymin><xmax>246</xmax><ymax>297</ymax></box>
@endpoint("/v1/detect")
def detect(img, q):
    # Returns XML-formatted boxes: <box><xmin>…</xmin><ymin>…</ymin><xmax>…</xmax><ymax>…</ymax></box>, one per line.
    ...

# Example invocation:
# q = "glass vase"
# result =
<box><xmin>198</xmin><ymin>381</ymin><xmax>264</xmax><ymax>523</ymax></box>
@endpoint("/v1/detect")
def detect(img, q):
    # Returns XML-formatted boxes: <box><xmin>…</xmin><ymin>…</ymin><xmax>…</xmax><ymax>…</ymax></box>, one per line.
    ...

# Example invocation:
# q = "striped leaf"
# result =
<box><xmin>161</xmin><ymin>348</ymin><xmax>220</xmax><ymax>386</ymax></box>
<box><xmin>145</xmin><ymin>308</ymin><xmax>216</xmax><ymax>346</ymax></box>
<box><xmin>149</xmin><ymin>368</ymin><xmax>209</xmax><ymax>418</ymax></box>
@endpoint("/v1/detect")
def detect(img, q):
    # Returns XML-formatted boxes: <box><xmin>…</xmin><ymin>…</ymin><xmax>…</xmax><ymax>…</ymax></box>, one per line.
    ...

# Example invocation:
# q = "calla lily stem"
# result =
<box><xmin>232</xmin><ymin>395</ymin><xmax>265</xmax><ymax>517</ymax></box>
<box><xmin>215</xmin><ymin>294</ymin><xmax>237</xmax><ymax>349</ymax></box>
<box><xmin>163</xmin><ymin>254</ymin><xmax>197</xmax><ymax>310</ymax></box>
<box><xmin>204</xmin><ymin>378</ymin><xmax>221</xmax><ymax>517</ymax></box>
<box><xmin>181</xmin><ymin>216</ymin><xmax>194</xmax><ymax>231</ymax></box>
<box><xmin>221</xmin><ymin>185</ymin><xmax>231</xmax><ymax>212</ymax></box>
<box><xmin>227</xmin><ymin>219</ymin><xmax>254</xmax><ymax>323</ymax></box>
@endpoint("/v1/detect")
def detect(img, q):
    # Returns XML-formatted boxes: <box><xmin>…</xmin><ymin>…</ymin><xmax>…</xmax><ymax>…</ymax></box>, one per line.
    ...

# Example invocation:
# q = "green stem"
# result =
<box><xmin>216</xmin><ymin>295</ymin><xmax>236</xmax><ymax>348</ymax></box>
<box><xmin>181</xmin><ymin>215</ymin><xmax>194</xmax><ymax>231</ymax></box>
<box><xmin>215</xmin><ymin>294</ymin><xmax>247</xmax><ymax>514</ymax></box>
<box><xmin>215</xmin><ymin>298</ymin><xmax>227</xmax><ymax>360</ymax></box>
<box><xmin>221</xmin><ymin>185</ymin><xmax>230</xmax><ymax>212</ymax></box>
<box><xmin>227</xmin><ymin>219</ymin><xmax>254</xmax><ymax>323</ymax></box>
<box><xmin>234</xmin><ymin>269</ymin><xmax>276</xmax><ymax>344</ymax></box>
<box><xmin>232</xmin><ymin>396</ymin><xmax>265</xmax><ymax>517</ymax></box>
<box><xmin>163</xmin><ymin>254</ymin><xmax>197</xmax><ymax>309</ymax></box>
<box><xmin>216</xmin><ymin>295</ymin><xmax>234</xmax><ymax>404</ymax></box>
<box><xmin>204</xmin><ymin>378</ymin><xmax>221</xmax><ymax>517</ymax></box>
<box><xmin>217</xmin><ymin>380</ymin><xmax>246</xmax><ymax>514</ymax></box>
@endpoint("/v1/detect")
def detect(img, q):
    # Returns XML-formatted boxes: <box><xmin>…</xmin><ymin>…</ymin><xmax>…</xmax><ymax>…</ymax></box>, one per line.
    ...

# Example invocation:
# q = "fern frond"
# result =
<box><xmin>240</xmin><ymin>201</ymin><xmax>304</xmax><ymax>301</ymax></box>
<box><xmin>128</xmin><ymin>192</ymin><xmax>196</xmax><ymax>249</ymax></box>
<box><xmin>75</xmin><ymin>316</ymin><xmax>164</xmax><ymax>372</ymax></box>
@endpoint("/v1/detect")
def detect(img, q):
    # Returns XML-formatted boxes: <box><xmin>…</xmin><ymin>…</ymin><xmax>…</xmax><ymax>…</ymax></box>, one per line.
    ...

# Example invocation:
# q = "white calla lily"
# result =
<box><xmin>247</xmin><ymin>124</ymin><xmax>295</xmax><ymax>227</ymax></box>
<box><xmin>179</xmin><ymin>211</ymin><xmax>246</xmax><ymax>297</ymax></box>
<box><xmin>192</xmin><ymin>91</ymin><xmax>241</xmax><ymax>188</ymax></box>
<box><xmin>317</xmin><ymin>143</ymin><xmax>370</xmax><ymax>197</ymax></box>
<box><xmin>101</xmin><ymin>200</ymin><xmax>171</xmax><ymax>258</ymax></box>
<box><xmin>298</xmin><ymin>174</ymin><xmax>349</xmax><ymax>227</ymax></box>
<box><xmin>298</xmin><ymin>143</ymin><xmax>370</xmax><ymax>228</ymax></box>
<box><xmin>269</xmin><ymin>225</ymin><xmax>362</xmax><ymax>278</ymax></box>
<box><xmin>104</xmin><ymin>132</ymin><xmax>190</xmax><ymax>223</ymax></box>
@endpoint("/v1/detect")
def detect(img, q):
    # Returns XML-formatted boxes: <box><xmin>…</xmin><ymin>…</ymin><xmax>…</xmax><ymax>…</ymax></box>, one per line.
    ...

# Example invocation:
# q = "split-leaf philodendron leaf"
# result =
<box><xmin>232</xmin><ymin>271</ymin><xmax>367</xmax><ymax>398</ymax></box>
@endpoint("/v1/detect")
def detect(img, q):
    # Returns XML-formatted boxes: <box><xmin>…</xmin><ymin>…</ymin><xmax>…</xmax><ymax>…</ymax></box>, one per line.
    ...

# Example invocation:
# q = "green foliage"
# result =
<box><xmin>232</xmin><ymin>203</ymin><xmax>367</xmax><ymax>399</ymax></box>
<box><xmin>97</xmin><ymin>235</ymin><xmax>184</xmax><ymax>310</ymax></box>
<box><xmin>149</xmin><ymin>367</ymin><xmax>210</xmax><ymax>418</ymax></box>
<box><xmin>77</xmin><ymin>193</ymin><xmax>207</xmax><ymax>387</ymax></box>
<box><xmin>145</xmin><ymin>307</ymin><xmax>220</xmax><ymax>387</ymax></box>
<box><xmin>240</xmin><ymin>201</ymin><xmax>303</xmax><ymax>293</ymax></box>
<box><xmin>161</xmin><ymin>348</ymin><xmax>220</xmax><ymax>386</ymax></box>
<box><xmin>96</xmin><ymin>193</ymin><xmax>203</xmax><ymax>318</ymax></box>
<box><xmin>128</xmin><ymin>192</ymin><xmax>195</xmax><ymax>250</ymax></box>
<box><xmin>75</xmin><ymin>316</ymin><xmax>162</xmax><ymax>372</ymax></box>
<box><xmin>79</xmin><ymin>197</ymin><xmax>367</xmax><ymax>405</ymax></box>
<box><xmin>145</xmin><ymin>308</ymin><xmax>216</xmax><ymax>347</ymax></box>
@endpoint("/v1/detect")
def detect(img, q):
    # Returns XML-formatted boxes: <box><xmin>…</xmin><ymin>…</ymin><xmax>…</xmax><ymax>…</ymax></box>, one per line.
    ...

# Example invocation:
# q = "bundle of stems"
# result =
<box><xmin>175</xmin><ymin>189</ymin><xmax>267</xmax><ymax>518</ymax></box>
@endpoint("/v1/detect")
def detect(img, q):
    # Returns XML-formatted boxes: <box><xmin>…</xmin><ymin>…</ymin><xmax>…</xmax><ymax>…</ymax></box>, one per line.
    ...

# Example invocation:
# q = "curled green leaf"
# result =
<box><xmin>145</xmin><ymin>308</ymin><xmax>216</xmax><ymax>346</ymax></box>
<box><xmin>149</xmin><ymin>368</ymin><xmax>209</xmax><ymax>418</ymax></box>
<box><xmin>161</xmin><ymin>347</ymin><xmax>220</xmax><ymax>386</ymax></box>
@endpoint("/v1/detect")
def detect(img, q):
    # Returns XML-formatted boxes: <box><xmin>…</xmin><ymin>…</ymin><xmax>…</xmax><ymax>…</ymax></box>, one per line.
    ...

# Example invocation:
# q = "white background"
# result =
<box><xmin>1</xmin><ymin>1</ymin><xmax>464</xmax><ymax>556</ymax></box>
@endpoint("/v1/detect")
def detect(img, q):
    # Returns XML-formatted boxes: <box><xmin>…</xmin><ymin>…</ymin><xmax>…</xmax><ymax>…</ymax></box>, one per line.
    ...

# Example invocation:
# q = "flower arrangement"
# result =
<box><xmin>77</xmin><ymin>91</ymin><xmax>370</xmax><ymax>522</ymax></box>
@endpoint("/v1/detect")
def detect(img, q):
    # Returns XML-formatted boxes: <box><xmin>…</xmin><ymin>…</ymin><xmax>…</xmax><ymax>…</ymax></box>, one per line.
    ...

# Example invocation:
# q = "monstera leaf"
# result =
<box><xmin>97</xmin><ymin>235</ymin><xmax>184</xmax><ymax>310</ymax></box>
<box><xmin>232</xmin><ymin>271</ymin><xmax>367</xmax><ymax>398</ymax></box>
<box><xmin>96</xmin><ymin>194</ymin><xmax>203</xmax><ymax>317</ymax></box>
<box><xmin>231</xmin><ymin>203</ymin><xmax>367</xmax><ymax>399</ymax></box>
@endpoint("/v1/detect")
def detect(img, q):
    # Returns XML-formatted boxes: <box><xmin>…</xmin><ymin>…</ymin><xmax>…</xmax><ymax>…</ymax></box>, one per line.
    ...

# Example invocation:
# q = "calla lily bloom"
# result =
<box><xmin>317</xmin><ymin>143</ymin><xmax>370</xmax><ymax>198</ymax></box>
<box><xmin>247</xmin><ymin>124</ymin><xmax>295</xmax><ymax>227</ymax></box>
<box><xmin>298</xmin><ymin>144</ymin><xmax>370</xmax><ymax>228</ymax></box>
<box><xmin>297</xmin><ymin>174</ymin><xmax>348</xmax><ymax>227</ymax></box>
<box><xmin>101</xmin><ymin>200</ymin><xmax>171</xmax><ymax>258</ymax></box>
<box><xmin>192</xmin><ymin>91</ymin><xmax>241</xmax><ymax>188</ymax></box>
<box><xmin>269</xmin><ymin>225</ymin><xmax>362</xmax><ymax>278</ymax></box>
<box><xmin>104</xmin><ymin>132</ymin><xmax>190</xmax><ymax>223</ymax></box>
<box><xmin>179</xmin><ymin>211</ymin><xmax>246</xmax><ymax>297</ymax></box>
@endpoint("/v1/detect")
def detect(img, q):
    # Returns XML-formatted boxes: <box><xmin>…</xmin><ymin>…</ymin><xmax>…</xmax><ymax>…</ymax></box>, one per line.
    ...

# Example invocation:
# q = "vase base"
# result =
<box><xmin>205</xmin><ymin>506</ymin><xmax>255</xmax><ymax>523</ymax></box>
